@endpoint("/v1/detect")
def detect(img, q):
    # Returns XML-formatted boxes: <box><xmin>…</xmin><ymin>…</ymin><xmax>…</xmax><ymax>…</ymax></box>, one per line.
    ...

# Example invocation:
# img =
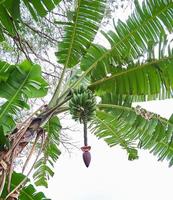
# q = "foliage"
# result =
<box><xmin>56</xmin><ymin>0</ymin><xmax>106</xmax><ymax>68</ymax></box>
<box><xmin>0</xmin><ymin>0</ymin><xmax>173</xmax><ymax>199</ymax></box>
<box><xmin>33</xmin><ymin>116</ymin><xmax>61</xmax><ymax>188</ymax></box>
<box><xmin>0</xmin><ymin>60</ymin><xmax>48</xmax><ymax>134</ymax></box>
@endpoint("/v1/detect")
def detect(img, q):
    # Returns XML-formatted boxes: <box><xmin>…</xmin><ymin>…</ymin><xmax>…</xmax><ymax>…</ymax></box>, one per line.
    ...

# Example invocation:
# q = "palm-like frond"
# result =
<box><xmin>33</xmin><ymin>116</ymin><xmax>61</xmax><ymax>188</ymax></box>
<box><xmin>56</xmin><ymin>0</ymin><xmax>106</xmax><ymax>68</ymax></box>
<box><xmin>91</xmin><ymin>110</ymin><xmax>139</xmax><ymax>160</ymax></box>
<box><xmin>88</xmin><ymin>44</ymin><xmax>173</xmax><ymax>97</ymax></box>
<box><xmin>92</xmin><ymin>100</ymin><xmax>173</xmax><ymax>166</ymax></box>
<box><xmin>0</xmin><ymin>60</ymin><xmax>48</xmax><ymax>133</ymax></box>
<box><xmin>78</xmin><ymin>0</ymin><xmax>173</xmax><ymax>98</ymax></box>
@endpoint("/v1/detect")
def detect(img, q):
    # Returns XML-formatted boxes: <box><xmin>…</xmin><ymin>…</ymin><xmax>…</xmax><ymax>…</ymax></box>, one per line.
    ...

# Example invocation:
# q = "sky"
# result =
<box><xmin>43</xmin><ymin>99</ymin><xmax>173</xmax><ymax>200</ymax></box>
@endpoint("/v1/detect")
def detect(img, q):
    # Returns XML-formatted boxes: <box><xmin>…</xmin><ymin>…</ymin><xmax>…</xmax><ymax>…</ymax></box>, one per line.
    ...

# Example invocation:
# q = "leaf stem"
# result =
<box><xmin>49</xmin><ymin>66</ymin><xmax>66</xmax><ymax>107</ymax></box>
<box><xmin>49</xmin><ymin>0</ymin><xmax>81</xmax><ymax>107</ymax></box>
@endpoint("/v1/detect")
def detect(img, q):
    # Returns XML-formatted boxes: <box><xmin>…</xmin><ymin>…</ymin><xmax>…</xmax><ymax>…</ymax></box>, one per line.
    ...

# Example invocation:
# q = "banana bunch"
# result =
<box><xmin>69</xmin><ymin>86</ymin><xmax>96</xmax><ymax>123</ymax></box>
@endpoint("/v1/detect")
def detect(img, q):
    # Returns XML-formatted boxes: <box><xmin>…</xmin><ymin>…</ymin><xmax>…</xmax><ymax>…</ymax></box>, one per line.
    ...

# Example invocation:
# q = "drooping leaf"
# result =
<box><xmin>33</xmin><ymin>116</ymin><xmax>61</xmax><ymax>187</ymax></box>
<box><xmin>93</xmin><ymin>100</ymin><xmax>173</xmax><ymax>167</ymax></box>
<box><xmin>91</xmin><ymin>110</ymin><xmax>139</xmax><ymax>160</ymax></box>
<box><xmin>0</xmin><ymin>60</ymin><xmax>14</xmax><ymax>82</ymax></box>
<box><xmin>3</xmin><ymin>0</ymin><xmax>20</xmax><ymax>19</ymax></box>
<box><xmin>0</xmin><ymin>4</ymin><xmax>16</xmax><ymax>36</ymax></box>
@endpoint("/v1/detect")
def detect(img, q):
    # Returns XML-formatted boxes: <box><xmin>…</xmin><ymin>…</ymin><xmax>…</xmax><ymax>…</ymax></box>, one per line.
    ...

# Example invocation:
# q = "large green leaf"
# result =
<box><xmin>0</xmin><ymin>60</ymin><xmax>48</xmax><ymax>133</ymax></box>
<box><xmin>78</xmin><ymin>0</ymin><xmax>173</xmax><ymax>96</ymax></box>
<box><xmin>33</xmin><ymin>116</ymin><xmax>61</xmax><ymax>187</ymax></box>
<box><xmin>1</xmin><ymin>172</ymin><xmax>49</xmax><ymax>200</ymax></box>
<box><xmin>56</xmin><ymin>0</ymin><xmax>106</xmax><ymax>68</ymax></box>
<box><xmin>88</xmin><ymin>46</ymin><xmax>173</xmax><ymax>97</ymax></box>
<box><xmin>93</xmin><ymin>101</ymin><xmax>173</xmax><ymax>167</ymax></box>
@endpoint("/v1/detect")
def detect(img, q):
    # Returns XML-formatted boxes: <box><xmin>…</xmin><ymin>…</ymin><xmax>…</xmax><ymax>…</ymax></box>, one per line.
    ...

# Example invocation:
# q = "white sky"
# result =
<box><xmin>43</xmin><ymin>99</ymin><xmax>173</xmax><ymax>200</ymax></box>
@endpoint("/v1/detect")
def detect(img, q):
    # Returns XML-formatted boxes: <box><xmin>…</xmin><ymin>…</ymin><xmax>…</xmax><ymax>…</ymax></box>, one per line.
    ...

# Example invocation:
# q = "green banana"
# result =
<box><xmin>69</xmin><ymin>86</ymin><xmax>96</xmax><ymax>123</ymax></box>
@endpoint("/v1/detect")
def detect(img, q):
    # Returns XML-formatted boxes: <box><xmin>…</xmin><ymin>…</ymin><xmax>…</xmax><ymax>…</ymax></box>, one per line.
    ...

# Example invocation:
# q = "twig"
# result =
<box><xmin>0</xmin><ymin>170</ymin><xmax>7</xmax><ymax>196</ymax></box>
<box><xmin>22</xmin><ymin>21</ymin><xmax>58</xmax><ymax>44</ymax></box>
<box><xmin>44</xmin><ymin>17</ymin><xmax>63</xmax><ymax>37</ymax></box>
<box><xmin>42</xmin><ymin>71</ymin><xmax>60</xmax><ymax>78</ymax></box>
<box><xmin>11</xmin><ymin>20</ymin><xmax>31</xmax><ymax>61</ymax></box>
<box><xmin>7</xmin><ymin>149</ymin><xmax>16</xmax><ymax>193</ymax></box>
<box><xmin>22</xmin><ymin>133</ymin><xmax>41</xmax><ymax>173</ymax></box>
<box><xmin>24</xmin><ymin>40</ymin><xmax>59</xmax><ymax>68</ymax></box>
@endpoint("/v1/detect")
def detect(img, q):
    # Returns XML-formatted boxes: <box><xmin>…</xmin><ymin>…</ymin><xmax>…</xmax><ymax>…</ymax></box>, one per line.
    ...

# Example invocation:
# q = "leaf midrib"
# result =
<box><xmin>73</xmin><ymin>2</ymin><xmax>173</xmax><ymax>88</ymax></box>
<box><xmin>65</xmin><ymin>0</ymin><xmax>81</xmax><ymax>68</ymax></box>
<box><xmin>89</xmin><ymin>55</ymin><xmax>173</xmax><ymax>87</ymax></box>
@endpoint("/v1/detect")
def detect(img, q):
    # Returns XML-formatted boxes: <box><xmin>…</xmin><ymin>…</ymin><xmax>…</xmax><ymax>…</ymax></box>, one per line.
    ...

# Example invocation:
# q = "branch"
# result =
<box><xmin>42</xmin><ymin>71</ymin><xmax>60</xmax><ymax>78</ymax></box>
<box><xmin>22</xmin><ymin>21</ymin><xmax>59</xmax><ymax>44</ymax></box>
<box><xmin>11</xmin><ymin>20</ymin><xmax>31</xmax><ymax>61</ymax></box>
<box><xmin>24</xmin><ymin>40</ymin><xmax>59</xmax><ymax>68</ymax></box>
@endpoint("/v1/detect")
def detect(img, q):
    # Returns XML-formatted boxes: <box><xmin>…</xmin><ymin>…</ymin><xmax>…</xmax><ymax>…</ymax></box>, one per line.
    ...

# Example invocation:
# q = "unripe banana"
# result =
<box><xmin>69</xmin><ymin>86</ymin><xmax>96</xmax><ymax>122</ymax></box>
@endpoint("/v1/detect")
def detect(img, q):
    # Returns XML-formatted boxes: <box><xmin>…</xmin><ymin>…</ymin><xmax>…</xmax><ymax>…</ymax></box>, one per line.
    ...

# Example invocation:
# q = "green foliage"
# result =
<box><xmin>0</xmin><ymin>60</ymin><xmax>48</xmax><ymax>133</ymax></box>
<box><xmin>57</xmin><ymin>0</ymin><xmax>173</xmax><ymax>168</ymax></box>
<box><xmin>0</xmin><ymin>0</ymin><xmax>62</xmax><ymax>40</ymax></box>
<box><xmin>94</xmin><ymin>98</ymin><xmax>173</xmax><ymax>166</ymax></box>
<box><xmin>1</xmin><ymin>172</ymin><xmax>49</xmax><ymax>200</ymax></box>
<box><xmin>88</xmin><ymin>45</ymin><xmax>173</xmax><ymax>98</ymax></box>
<box><xmin>56</xmin><ymin>0</ymin><xmax>106</xmax><ymax>68</ymax></box>
<box><xmin>1</xmin><ymin>0</ymin><xmax>173</xmax><ymax>197</ymax></box>
<box><xmin>33</xmin><ymin>116</ymin><xmax>61</xmax><ymax>188</ymax></box>
<box><xmin>80</xmin><ymin>0</ymin><xmax>173</xmax><ymax>99</ymax></box>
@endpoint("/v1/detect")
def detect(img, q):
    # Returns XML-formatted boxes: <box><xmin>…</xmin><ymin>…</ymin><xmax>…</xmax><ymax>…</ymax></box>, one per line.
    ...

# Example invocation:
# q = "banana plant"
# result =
<box><xmin>1</xmin><ymin>0</ymin><xmax>173</xmax><ymax>199</ymax></box>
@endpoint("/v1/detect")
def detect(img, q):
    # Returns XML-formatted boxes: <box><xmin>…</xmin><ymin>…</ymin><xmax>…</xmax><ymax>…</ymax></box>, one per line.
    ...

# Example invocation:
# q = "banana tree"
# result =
<box><xmin>1</xmin><ymin>0</ymin><xmax>173</xmax><ymax>199</ymax></box>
